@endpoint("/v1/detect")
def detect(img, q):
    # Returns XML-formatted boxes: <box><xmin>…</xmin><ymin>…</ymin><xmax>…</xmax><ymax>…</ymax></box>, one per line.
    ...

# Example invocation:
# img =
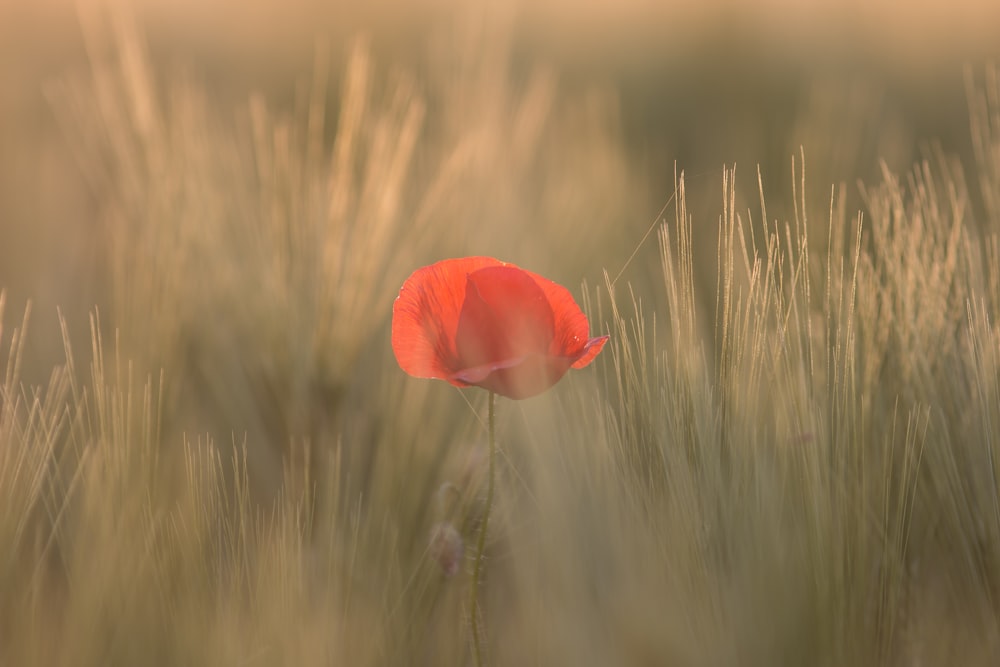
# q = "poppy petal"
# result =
<box><xmin>460</xmin><ymin>354</ymin><xmax>575</xmax><ymax>399</ymax></box>
<box><xmin>452</xmin><ymin>354</ymin><xmax>528</xmax><ymax>385</ymax></box>
<box><xmin>391</xmin><ymin>257</ymin><xmax>506</xmax><ymax>383</ymax></box>
<box><xmin>455</xmin><ymin>266</ymin><xmax>555</xmax><ymax>370</ymax></box>
<box><xmin>570</xmin><ymin>335</ymin><xmax>609</xmax><ymax>368</ymax></box>
<box><xmin>520</xmin><ymin>271</ymin><xmax>603</xmax><ymax>361</ymax></box>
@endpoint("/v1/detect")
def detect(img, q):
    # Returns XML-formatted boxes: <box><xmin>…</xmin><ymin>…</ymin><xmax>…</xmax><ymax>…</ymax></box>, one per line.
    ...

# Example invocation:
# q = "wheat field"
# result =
<box><xmin>2</xmin><ymin>3</ymin><xmax>1000</xmax><ymax>665</ymax></box>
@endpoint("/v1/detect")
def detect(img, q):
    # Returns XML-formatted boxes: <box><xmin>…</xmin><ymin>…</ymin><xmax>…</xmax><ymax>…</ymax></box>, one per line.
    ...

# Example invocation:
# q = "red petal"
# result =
<box><xmin>391</xmin><ymin>257</ymin><xmax>505</xmax><ymax>383</ymax></box>
<box><xmin>520</xmin><ymin>271</ymin><xmax>601</xmax><ymax>362</ymax></box>
<box><xmin>457</xmin><ymin>355</ymin><xmax>574</xmax><ymax>399</ymax></box>
<box><xmin>455</xmin><ymin>266</ymin><xmax>555</xmax><ymax>371</ymax></box>
<box><xmin>571</xmin><ymin>335</ymin><xmax>609</xmax><ymax>369</ymax></box>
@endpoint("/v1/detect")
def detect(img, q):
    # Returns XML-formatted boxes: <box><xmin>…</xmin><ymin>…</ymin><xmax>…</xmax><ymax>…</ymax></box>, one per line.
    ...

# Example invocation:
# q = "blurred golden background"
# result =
<box><xmin>4</xmin><ymin>0</ymin><xmax>1000</xmax><ymax>360</ymax></box>
<box><xmin>3</xmin><ymin>0</ymin><xmax>1000</xmax><ymax>516</ymax></box>
<box><xmin>3</xmin><ymin>2</ymin><xmax>1000</xmax><ymax>664</ymax></box>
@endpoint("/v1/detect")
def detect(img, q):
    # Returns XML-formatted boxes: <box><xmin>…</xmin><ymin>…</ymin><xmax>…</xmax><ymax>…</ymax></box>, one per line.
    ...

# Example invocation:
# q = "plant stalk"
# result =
<box><xmin>469</xmin><ymin>390</ymin><xmax>496</xmax><ymax>667</ymax></box>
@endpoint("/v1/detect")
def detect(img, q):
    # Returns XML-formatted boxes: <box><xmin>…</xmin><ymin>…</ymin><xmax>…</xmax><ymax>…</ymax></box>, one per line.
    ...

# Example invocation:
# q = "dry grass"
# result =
<box><xmin>2</xmin><ymin>8</ymin><xmax>1000</xmax><ymax>667</ymax></box>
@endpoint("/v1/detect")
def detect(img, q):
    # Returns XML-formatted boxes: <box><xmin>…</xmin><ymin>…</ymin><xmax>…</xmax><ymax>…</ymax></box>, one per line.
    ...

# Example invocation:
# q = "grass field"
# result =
<box><xmin>2</xmin><ymin>3</ymin><xmax>1000</xmax><ymax>665</ymax></box>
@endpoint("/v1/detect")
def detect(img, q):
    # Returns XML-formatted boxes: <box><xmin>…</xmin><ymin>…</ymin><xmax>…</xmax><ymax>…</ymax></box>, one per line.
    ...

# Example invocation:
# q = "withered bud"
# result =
<box><xmin>429</xmin><ymin>521</ymin><xmax>464</xmax><ymax>577</ymax></box>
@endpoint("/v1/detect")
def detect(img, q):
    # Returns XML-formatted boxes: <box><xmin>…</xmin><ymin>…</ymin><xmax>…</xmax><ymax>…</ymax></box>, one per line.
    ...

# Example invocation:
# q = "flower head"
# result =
<box><xmin>391</xmin><ymin>257</ymin><xmax>608</xmax><ymax>399</ymax></box>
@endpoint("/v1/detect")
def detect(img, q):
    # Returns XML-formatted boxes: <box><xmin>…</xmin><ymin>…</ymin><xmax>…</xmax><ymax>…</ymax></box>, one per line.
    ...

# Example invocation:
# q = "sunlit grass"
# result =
<box><xmin>2</xmin><ymin>9</ymin><xmax>1000</xmax><ymax>667</ymax></box>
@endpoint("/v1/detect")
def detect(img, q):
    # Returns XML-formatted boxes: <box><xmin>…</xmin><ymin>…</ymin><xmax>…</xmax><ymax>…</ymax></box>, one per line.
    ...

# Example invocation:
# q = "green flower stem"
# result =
<box><xmin>470</xmin><ymin>390</ymin><xmax>496</xmax><ymax>667</ymax></box>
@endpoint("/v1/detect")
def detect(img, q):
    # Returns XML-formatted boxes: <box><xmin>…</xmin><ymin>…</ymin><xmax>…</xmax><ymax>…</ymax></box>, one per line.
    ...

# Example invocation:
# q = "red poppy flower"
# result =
<box><xmin>392</xmin><ymin>257</ymin><xmax>609</xmax><ymax>399</ymax></box>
